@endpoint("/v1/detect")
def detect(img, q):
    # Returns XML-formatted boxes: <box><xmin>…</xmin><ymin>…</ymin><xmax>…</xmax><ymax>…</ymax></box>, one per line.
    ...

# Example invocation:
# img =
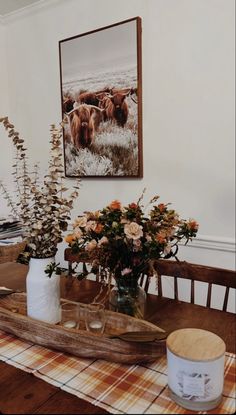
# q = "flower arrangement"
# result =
<box><xmin>65</xmin><ymin>192</ymin><xmax>199</xmax><ymax>290</ymax></box>
<box><xmin>0</xmin><ymin>116</ymin><xmax>80</xmax><ymax>260</ymax></box>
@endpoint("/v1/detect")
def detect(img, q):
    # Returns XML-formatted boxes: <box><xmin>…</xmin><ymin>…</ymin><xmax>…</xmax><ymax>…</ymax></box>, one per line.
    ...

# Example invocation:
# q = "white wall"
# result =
<box><xmin>0</xmin><ymin>19</ymin><xmax>12</xmax><ymax>216</ymax></box>
<box><xmin>0</xmin><ymin>22</ymin><xmax>8</xmax><ymax>114</ymax></box>
<box><xmin>0</xmin><ymin>0</ymin><xmax>235</xmax><ymax>273</ymax></box>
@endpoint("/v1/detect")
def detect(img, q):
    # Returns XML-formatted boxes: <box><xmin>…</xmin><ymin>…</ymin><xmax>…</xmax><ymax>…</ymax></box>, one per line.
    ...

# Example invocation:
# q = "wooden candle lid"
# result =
<box><xmin>167</xmin><ymin>328</ymin><xmax>226</xmax><ymax>362</ymax></box>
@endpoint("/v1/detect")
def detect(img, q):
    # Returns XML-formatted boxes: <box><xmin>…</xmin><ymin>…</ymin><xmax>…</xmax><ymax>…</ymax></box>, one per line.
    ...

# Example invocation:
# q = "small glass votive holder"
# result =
<box><xmin>60</xmin><ymin>302</ymin><xmax>80</xmax><ymax>329</ymax></box>
<box><xmin>85</xmin><ymin>303</ymin><xmax>106</xmax><ymax>334</ymax></box>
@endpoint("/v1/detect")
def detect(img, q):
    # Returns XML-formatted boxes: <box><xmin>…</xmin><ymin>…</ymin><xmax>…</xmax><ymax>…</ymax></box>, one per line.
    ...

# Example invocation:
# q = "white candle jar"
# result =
<box><xmin>167</xmin><ymin>328</ymin><xmax>226</xmax><ymax>411</ymax></box>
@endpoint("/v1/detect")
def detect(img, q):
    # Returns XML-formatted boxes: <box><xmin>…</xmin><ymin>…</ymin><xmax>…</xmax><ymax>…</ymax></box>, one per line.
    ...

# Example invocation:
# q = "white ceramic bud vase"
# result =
<box><xmin>26</xmin><ymin>257</ymin><xmax>61</xmax><ymax>324</ymax></box>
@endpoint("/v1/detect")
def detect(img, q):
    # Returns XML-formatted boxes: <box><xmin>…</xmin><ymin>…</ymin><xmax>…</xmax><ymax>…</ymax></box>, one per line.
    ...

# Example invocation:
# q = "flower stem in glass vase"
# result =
<box><xmin>109</xmin><ymin>276</ymin><xmax>146</xmax><ymax>318</ymax></box>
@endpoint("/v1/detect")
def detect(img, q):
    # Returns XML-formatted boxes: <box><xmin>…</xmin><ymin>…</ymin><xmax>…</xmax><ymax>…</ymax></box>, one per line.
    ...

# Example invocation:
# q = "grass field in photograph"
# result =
<box><xmin>63</xmin><ymin>65</ymin><xmax>139</xmax><ymax>176</ymax></box>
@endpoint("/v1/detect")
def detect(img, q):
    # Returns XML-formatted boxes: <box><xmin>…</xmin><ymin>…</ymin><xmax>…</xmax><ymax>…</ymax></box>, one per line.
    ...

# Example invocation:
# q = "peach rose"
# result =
<box><xmin>73</xmin><ymin>216</ymin><xmax>87</xmax><ymax>228</ymax></box>
<box><xmin>85</xmin><ymin>239</ymin><xmax>97</xmax><ymax>251</ymax></box>
<box><xmin>98</xmin><ymin>236</ymin><xmax>109</xmax><ymax>247</ymax></box>
<box><xmin>73</xmin><ymin>227</ymin><xmax>83</xmax><ymax>239</ymax></box>
<box><xmin>158</xmin><ymin>203</ymin><xmax>166</xmax><ymax>213</ymax></box>
<box><xmin>85</xmin><ymin>221</ymin><xmax>97</xmax><ymax>232</ymax></box>
<box><xmin>124</xmin><ymin>222</ymin><xmax>143</xmax><ymax>240</ymax></box>
<box><xmin>121</xmin><ymin>218</ymin><xmax>129</xmax><ymax>224</ymax></box>
<box><xmin>164</xmin><ymin>243</ymin><xmax>172</xmax><ymax>255</ymax></box>
<box><xmin>155</xmin><ymin>231</ymin><xmax>167</xmax><ymax>244</ymax></box>
<box><xmin>94</xmin><ymin>210</ymin><xmax>102</xmax><ymax>219</ymax></box>
<box><xmin>187</xmin><ymin>220</ymin><xmax>199</xmax><ymax>231</ymax></box>
<box><xmin>133</xmin><ymin>238</ymin><xmax>142</xmax><ymax>252</ymax></box>
<box><xmin>128</xmin><ymin>203</ymin><xmax>138</xmax><ymax>209</ymax></box>
<box><xmin>109</xmin><ymin>200</ymin><xmax>121</xmax><ymax>210</ymax></box>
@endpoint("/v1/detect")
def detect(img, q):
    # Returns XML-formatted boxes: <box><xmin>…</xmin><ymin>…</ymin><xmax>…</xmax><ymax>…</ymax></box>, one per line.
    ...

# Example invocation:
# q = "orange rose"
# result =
<box><xmin>158</xmin><ymin>203</ymin><xmax>166</xmax><ymax>213</ymax></box>
<box><xmin>187</xmin><ymin>220</ymin><xmax>199</xmax><ymax>231</ymax></box>
<box><xmin>109</xmin><ymin>200</ymin><xmax>121</xmax><ymax>210</ymax></box>
<box><xmin>94</xmin><ymin>223</ymin><xmax>104</xmax><ymax>234</ymax></box>
<box><xmin>64</xmin><ymin>234</ymin><xmax>76</xmax><ymax>244</ymax></box>
<box><xmin>155</xmin><ymin>231</ymin><xmax>167</xmax><ymax>244</ymax></box>
<box><xmin>128</xmin><ymin>202</ymin><xmax>137</xmax><ymax>209</ymax></box>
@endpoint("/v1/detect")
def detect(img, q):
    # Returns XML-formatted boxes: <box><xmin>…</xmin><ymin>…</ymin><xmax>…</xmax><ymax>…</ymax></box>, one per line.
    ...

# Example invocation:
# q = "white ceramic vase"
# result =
<box><xmin>26</xmin><ymin>256</ymin><xmax>61</xmax><ymax>324</ymax></box>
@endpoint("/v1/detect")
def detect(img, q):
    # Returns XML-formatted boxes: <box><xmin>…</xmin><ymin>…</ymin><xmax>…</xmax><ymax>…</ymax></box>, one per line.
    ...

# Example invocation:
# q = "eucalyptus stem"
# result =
<box><xmin>0</xmin><ymin>116</ymin><xmax>81</xmax><ymax>260</ymax></box>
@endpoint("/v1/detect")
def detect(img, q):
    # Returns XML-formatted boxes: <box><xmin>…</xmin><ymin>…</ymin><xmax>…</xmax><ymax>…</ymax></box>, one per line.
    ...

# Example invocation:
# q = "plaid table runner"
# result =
<box><xmin>0</xmin><ymin>329</ymin><xmax>235</xmax><ymax>414</ymax></box>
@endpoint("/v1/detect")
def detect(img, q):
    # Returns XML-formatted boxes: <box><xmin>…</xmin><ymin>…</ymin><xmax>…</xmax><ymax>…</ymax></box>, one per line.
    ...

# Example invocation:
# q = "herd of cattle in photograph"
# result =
<box><xmin>62</xmin><ymin>84</ymin><xmax>139</xmax><ymax>177</ymax></box>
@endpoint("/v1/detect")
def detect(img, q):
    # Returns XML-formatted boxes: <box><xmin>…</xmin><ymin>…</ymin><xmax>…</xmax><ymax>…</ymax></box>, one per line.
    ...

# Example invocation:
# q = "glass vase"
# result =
<box><xmin>109</xmin><ymin>277</ymin><xmax>146</xmax><ymax>319</ymax></box>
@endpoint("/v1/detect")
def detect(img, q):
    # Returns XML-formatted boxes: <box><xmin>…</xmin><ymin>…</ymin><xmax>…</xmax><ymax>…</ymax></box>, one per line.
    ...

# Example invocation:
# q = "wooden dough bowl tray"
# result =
<box><xmin>0</xmin><ymin>293</ymin><xmax>166</xmax><ymax>364</ymax></box>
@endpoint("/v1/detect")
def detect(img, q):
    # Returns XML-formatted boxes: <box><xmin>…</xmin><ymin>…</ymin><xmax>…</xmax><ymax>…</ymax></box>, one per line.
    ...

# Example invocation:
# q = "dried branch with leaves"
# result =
<box><xmin>0</xmin><ymin>116</ymin><xmax>80</xmax><ymax>259</ymax></box>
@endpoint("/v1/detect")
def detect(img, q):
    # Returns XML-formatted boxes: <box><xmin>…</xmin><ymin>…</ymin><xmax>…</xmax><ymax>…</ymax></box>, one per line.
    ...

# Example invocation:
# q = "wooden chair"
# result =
<box><xmin>0</xmin><ymin>240</ymin><xmax>26</xmax><ymax>264</ymax></box>
<box><xmin>64</xmin><ymin>248</ymin><xmax>101</xmax><ymax>281</ymax></box>
<box><xmin>140</xmin><ymin>259</ymin><xmax>236</xmax><ymax>312</ymax></box>
<box><xmin>65</xmin><ymin>249</ymin><xmax>236</xmax><ymax>312</ymax></box>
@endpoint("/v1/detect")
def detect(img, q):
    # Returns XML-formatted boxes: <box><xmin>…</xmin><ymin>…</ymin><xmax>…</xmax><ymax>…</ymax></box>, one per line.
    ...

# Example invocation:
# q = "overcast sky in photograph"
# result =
<box><xmin>60</xmin><ymin>20</ymin><xmax>137</xmax><ymax>81</ymax></box>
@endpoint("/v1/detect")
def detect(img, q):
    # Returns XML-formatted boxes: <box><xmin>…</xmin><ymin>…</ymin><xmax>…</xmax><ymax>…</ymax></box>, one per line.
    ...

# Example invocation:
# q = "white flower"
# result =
<box><xmin>85</xmin><ymin>221</ymin><xmax>97</xmax><ymax>232</ymax></box>
<box><xmin>98</xmin><ymin>236</ymin><xmax>109</xmax><ymax>247</ymax></box>
<box><xmin>94</xmin><ymin>210</ymin><xmax>102</xmax><ymax>219</ymax></box>
<box><xmin>73</xmin><ymin>227</ymin><xmax>83</xmax><ymax>239</ymax></box>
<box><xmin>164</xmin><ymin>243</ymin><xmax>172</xmax><ymax>255</ymax></box>
<box><xmin>73</xmin><ymin>216</ymin><xmax>87</xmax><ymax>228</ymax></box>
<box><xmin>85</xmin><ymin>239</ymin><xmax>97</xmax><ymax>251</ymax></box>
<box><xmin>133</xmin><ymin>239</ymin><xmax>142</xmax><ymax>252</ymax></box>
<box><xmin>133</xmin><ymin>239</ymin><xmax>141</xmax><ymax>247</ymax></box>
<box><xmin>124</xmin><ymin>222</ymin><xmax>143</xmax><ymax>240</ymax></box>
<box><xmin>146</xmin><ymin>235</ymin><xmax>152</xmax><ymax>242</ymax></box>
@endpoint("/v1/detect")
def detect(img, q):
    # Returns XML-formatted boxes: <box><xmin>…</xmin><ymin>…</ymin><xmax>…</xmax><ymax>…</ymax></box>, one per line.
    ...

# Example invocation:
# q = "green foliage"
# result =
<box><xmin>0</xmin><ymin>116</ymin><xmax>80</xmax><ymax>260</ymax></box>
<box><xmin>65</xmin><ymin>194</ymin><xmax>199</xmax><ymax>283</ymax></box>
<box><xmin>45</xmin><ymin>262</ymin><xmax>62</xmax><ymax>278</ymax></box>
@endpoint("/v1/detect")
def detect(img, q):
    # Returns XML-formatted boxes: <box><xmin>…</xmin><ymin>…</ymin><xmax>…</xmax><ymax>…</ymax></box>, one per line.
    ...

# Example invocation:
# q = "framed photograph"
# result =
<box><xmin>59</xmin><ymin>17</ymin><xmax>143</xmax><ymax>178</ymax></box>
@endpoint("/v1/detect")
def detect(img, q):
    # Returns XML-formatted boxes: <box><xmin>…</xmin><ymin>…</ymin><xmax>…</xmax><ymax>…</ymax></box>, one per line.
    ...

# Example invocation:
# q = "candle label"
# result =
<box><xmin>182</xmin><ymin>373</ymin><xmax>206</xmax><ymax>397</ymax></box>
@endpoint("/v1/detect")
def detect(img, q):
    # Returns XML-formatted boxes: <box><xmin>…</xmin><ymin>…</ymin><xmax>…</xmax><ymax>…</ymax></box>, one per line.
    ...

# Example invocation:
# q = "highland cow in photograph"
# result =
<box><xmin>59</xmin><ymin>17</ymin><xmax>142</xmax><ymax>177</ymax></box>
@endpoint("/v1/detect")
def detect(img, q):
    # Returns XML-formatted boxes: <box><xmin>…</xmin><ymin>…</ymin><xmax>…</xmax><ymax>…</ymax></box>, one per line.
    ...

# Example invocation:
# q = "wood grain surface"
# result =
<box><xmin>0</xmin><ymin>262</ymin><xmax>235</xmax><ymax>414</ymax></box>
<box><xmin>166</xmin><ymin>328</ymin><xmax>226</xmax><ymax>361</ymax></box>
<box><xmin>0</xmin><ymin>292</ymin><xmax>166</xmax><ymax>364</ymax></box>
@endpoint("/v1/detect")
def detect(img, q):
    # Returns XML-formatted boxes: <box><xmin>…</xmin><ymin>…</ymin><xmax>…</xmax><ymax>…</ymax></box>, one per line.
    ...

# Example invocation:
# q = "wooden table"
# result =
<box><xmin>0</xmin><ymin>262</ymin><xmax>235</xmax><ymax>414</ymax></box>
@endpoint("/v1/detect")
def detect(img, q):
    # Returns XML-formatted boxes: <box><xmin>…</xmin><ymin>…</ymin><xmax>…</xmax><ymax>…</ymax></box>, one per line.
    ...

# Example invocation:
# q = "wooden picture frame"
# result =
<box><xmin>59</xmin><ymin>17</ymin><xmax>143</xmax><ymax>178</ymax></box>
